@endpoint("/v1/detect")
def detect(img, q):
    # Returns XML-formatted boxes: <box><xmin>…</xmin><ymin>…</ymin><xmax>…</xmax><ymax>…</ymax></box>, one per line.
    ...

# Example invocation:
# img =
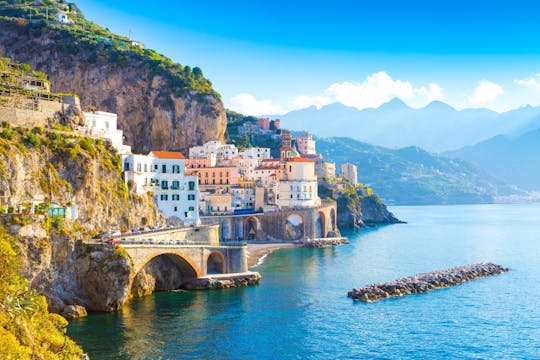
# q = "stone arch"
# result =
<box><xmin>207</xmin><ymin>251</ymin><xmax>225</xmax><ymax>274</ymax></box>
<box><xmin>330</xmin><ymin>208</ymin><xmax>336</xmax><ymax>231</ymax></box>
<box><xmin>244</xmin><ymin>216</ymin><xmax>260</xmax><ymax>240</ymax></box>
<box><xmin>136</xmin><ymin>250</ymin><xmax>202</xmax><ymax>278</ymax></box>
<box><xmin>315</xmin><ymin>211</ymin><xmax>325</xmax><ymax>238</ymax></box>
<box><xmin>131</xmin><ymin>250</ymin><xmax>201</xmax><ymax>296</ymax></box>
<box><xmin>285</xmin><ymin>213</ymin><xmax>305</xmax><ymax>240</ymax></box>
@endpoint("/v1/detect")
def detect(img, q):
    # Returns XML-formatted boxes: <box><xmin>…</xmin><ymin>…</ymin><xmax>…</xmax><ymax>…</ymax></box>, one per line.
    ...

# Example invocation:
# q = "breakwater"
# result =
<box><xmin>303</xmin><ymin>237</ymin><xmax>349</xmax><ymax>248</ymax></box>
<box><xmin>348</xmin><ymin>263</ymin><xmax>508</xmax><ymax>302</ymax></box>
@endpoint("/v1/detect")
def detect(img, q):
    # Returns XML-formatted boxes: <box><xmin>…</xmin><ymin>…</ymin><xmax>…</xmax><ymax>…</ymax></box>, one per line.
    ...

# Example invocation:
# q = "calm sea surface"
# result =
<box><xmin>68</xmin><ymin>204</ymin><xmax>540</xmax><ymax>359</ymax></box>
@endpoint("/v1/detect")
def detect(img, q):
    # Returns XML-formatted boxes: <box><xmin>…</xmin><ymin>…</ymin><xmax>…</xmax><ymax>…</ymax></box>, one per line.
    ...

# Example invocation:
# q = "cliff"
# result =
<box><xmin>0</xmin><ymin>16</ymin><xmax>226</xmax><ymax>153</ymax></box>
<box><xmin>319</xmin><ymin>181</ymin><xmax>401</xmax><ymax>229</ymax></box>
<box><xmin>0</xmin><ymin>226</ymin><xmax>84</xmax><ymax>359</ymax></box>
<box><xmin>0</xmin><ymin>123</ymin><xmax>161</xmax><ymax>314</ymax></box>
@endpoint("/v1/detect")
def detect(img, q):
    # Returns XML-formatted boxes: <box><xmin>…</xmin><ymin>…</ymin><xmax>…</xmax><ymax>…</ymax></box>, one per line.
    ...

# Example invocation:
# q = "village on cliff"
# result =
<box><xmin>0</xmin><ymin>57</ymin><xmax>365</xmax><ymax>243</ymax></box>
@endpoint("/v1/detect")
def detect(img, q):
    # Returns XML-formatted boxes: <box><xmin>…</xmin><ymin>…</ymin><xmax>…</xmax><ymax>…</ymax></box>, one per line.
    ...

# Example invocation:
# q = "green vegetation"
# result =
<box><xmin>316</xmin><ymin>137</ymin><xmax>521</xmax><ymax>205</ymax></box>
<box><xmin>0</xmin><ymin>225</ymin><xmax>84</xmax><ymax>358</ymax></box>
<box><xmin>0</xmin><ymin>1</ymin><xmax>219</xmax><ymax>99</ymax></box>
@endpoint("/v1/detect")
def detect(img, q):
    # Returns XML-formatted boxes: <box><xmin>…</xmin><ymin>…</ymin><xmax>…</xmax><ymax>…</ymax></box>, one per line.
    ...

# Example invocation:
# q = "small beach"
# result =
<box><xmin>247</xmin><ymin>243</ymin><xmax>301</xmax><ymax>267</ymax></box>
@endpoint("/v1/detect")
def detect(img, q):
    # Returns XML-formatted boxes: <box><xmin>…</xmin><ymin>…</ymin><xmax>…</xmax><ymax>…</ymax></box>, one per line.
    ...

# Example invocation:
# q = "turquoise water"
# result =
<box><xmin>68</xmin><ymin>204</ymin><xmax>540</xmax><ymax>359</ymax></box>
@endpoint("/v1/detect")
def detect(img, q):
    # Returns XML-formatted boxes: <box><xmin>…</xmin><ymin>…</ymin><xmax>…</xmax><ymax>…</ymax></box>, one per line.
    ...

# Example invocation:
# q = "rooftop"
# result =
<box><xmin>149</xmin><ymin>150</ymin><xmax>186</xmax><ymax>159</ymax></box>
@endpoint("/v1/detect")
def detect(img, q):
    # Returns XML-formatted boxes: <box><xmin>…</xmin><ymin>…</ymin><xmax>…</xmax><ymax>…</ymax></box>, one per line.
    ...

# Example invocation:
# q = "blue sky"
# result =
<box><xmin>76</xmin><ymin>0</ymin><xmax>540</xmax><ymax>114</ymax></box>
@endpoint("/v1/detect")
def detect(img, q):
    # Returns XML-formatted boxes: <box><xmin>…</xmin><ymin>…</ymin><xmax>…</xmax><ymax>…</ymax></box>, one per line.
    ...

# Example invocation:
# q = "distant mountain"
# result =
<box><xmin>277</xmin><ymin>100</ymin><xmax>540</xmax><ymax>152</ymax></box>
<box><xmin>444</xmin><ymin>128</ymin><xmax>540</xmax><ymax>191</ymax></box>
<box><xmin>316</xmin><ymin>137</ymin><xmax>525</xmax><ymax>205</ymax></box>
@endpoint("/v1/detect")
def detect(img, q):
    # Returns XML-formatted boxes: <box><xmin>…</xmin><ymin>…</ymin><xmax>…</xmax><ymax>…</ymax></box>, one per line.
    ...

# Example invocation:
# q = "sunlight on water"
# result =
<box><xmin>68</xmin><ymin>204</ymin><xmax>540</xmax><ymax>359</ymax></box>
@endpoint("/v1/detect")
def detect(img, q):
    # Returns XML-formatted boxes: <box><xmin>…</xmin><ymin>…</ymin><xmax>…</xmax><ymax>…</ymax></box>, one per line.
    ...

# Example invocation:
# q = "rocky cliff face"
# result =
<box><xmin>0</xmin><ymin>20</ymin><xmax>226</xmax><ymax>153</ymax></box>
<box><xmin>0</xmin><ymin>126</ymin><xmax>161</xmax><ymax>315</ymax></box>
<box><xmin>319</xmin><ymin>182</ymin><xmax>402</xmax><ymax>230</ymax></box>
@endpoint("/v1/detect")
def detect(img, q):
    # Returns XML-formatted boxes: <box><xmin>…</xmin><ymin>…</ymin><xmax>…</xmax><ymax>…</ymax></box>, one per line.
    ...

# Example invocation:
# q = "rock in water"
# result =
<box><xmin>348</xmin><ymin>263</ymin><xmax>508</xmax><ymax>302</ymax></box>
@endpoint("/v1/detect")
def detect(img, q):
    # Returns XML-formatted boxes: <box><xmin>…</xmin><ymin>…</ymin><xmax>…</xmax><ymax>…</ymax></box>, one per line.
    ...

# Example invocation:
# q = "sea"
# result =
<box><xmin>67</xmin><ymin>204</ymin><xmax>540</xmax><ymax>359</ymax></box>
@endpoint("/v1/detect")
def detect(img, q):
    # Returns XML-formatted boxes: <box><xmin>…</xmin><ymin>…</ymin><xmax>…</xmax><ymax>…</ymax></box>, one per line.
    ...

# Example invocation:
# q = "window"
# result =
<box><xmin>124</xmin><ymin>162</ymin><xmax>130</xmax><ymax>171</ymax></box>
<box><xmin>160</xmin><ymin>194</ymin><xmax>168</xmax><ymax>201</ymax></box>
<box><xmin>188</xmin><ymin>181</ymin><xmax>196</xmax><ymax>191</ymax></box>
<box><xmin>161</xmin><ymin>180</ymin><xmax>168</xmax><ymax>190</ymax></box>
<box><xmin>184</xmin><ymin>212</ymin><xmax>189</xmax><ymax>218</ymax></box>
<box><xmin>172</xmin><ymin>165</ymin><xmax>181</xmax><ymax>174</ymax></box>
<box><xmin>174</xmin><ymin>206</ymin><xmax>178</xmax><ymax>212</ymax></box>
<box><xmin>154</xmin><ymin>164</ymin><xmax>158</xmax><ymax>170</ymax></box>
<box><xmin>188</xmin><ymin>194</ymin><xmax>195</xmax><ymax>201</ymax></box>
<box><xmin>162</xmin><ymin>164</ymin><xmax>167</xmax><ymax>173</ymax></box>
<box><xmin>189</xmin><ymin>206</ymin><xmax>194</xmax><ymax>211</ymax></box>
<box><xmin>172</xmin><ymin>181</ymin><xmax>180</xmax><ymax>190</ymax></box>
<box><xmin>144</xmin><ymin>164</ymin><xmax>148</xmax><ymax>172</ymax></box>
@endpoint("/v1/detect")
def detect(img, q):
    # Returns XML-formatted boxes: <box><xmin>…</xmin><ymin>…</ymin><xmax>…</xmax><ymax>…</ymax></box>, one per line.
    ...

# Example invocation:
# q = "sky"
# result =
<box><xmin>75</xmin><ymin>0</ymin><xmax>540</xmax><ymax>115</ymax></box>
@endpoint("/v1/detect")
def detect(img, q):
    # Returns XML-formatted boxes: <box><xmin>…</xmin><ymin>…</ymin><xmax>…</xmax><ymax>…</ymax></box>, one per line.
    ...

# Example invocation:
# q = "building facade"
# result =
<box><xmin>122</xmin><ymin>151</ymin><xmax>200</xmax><ymax>224</ymax></box>
<box><xmin>341</xmin><ymin>162</ymin><xmax>358</xmax><ymax>185</ymax></box>
<box><xmin>296</xmin><ymin>132</ymin><xmax>316</xmax><ymax>155</ymax></box>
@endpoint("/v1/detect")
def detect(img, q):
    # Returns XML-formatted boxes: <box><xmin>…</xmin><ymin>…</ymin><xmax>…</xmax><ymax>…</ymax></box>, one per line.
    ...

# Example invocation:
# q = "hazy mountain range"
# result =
<box><xmin>315</xmin><ymin>137</ymin><xmax>526</xmax><ymax>205</ymax></box>
<box><xmin>277</xmin><ymin>100</ymin><xmax>540</xmax><ymax>152</ymax></box>
<box><xmin>445</xmin><ymin>128</ymin><xmax>540</xmax><ymax>191</ymax></box>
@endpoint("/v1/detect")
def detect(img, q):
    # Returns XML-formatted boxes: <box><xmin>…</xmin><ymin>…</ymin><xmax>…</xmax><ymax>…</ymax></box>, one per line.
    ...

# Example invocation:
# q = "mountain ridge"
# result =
<box><xmin>273</xmin><ymin>99</ymin><xmax>540</xmax><ymax>152</ymax></box>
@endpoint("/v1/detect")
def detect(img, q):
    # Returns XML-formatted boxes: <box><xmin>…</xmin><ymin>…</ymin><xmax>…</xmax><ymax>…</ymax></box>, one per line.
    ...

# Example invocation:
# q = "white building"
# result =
<box><xmin>242</xmin><ymin>147</ymin><xmax>271</xmax><ymax>160</ymax></box>
<box><xmin>296</xmin><ymin>132</ymin><xmax>316</xmax><ymax>155</ymax></box>
<box><xmin>189</xmin><ymin>140</ymin><xmax>238</xmax><ymax>160</ymax></box>
<box><xmin>122</xmin><ymin>151</ymin><xmax>200</xmax><ymax>224</ymax></box>
<box><xmin>341</xmin><ymin>162</ymin><xmax>358</xmax><ymax>185</ymax></box>
<box><xmin>55</xmin><ymin>13</ymin><xmax>74</xmax><ymax>24</ymax></box>
<box><xmin>276</xmin><ymin>157</ymin><xmax>320</xmax><ymax>208</ymax></box>
<box><xmin>82</xmin><ymin>111</ymin><xmax>130</xmax><ymax>153</ymax></box>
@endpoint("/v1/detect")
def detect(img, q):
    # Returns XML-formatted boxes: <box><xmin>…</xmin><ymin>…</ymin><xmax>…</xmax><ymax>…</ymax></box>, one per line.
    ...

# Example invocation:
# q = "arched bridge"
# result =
<box><xmin>112</xmin><ymin>225</ymin><xmax>248</xmax><ymax>277</ymax></box>
<box><xmin>122</xmin><ymin>243</ymin><xmax>248</xmax><ymax>276</ymax></box>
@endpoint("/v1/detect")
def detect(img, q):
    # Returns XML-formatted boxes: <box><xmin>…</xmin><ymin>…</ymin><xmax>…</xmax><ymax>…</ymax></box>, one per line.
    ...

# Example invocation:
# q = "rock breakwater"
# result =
<box><xmin>348</xmin><ymin>263</ymin><xmax>508</xmax><ymax>302</ymax></box>
<box><xmin>182</xmin><ymin>272</ymin><xmax>261</xmax><ymax>290</ymax></box>
<box><xmin>303</xmin><ymin>237</ymin><xmax>349</xmax><ymax>248</ymax></box>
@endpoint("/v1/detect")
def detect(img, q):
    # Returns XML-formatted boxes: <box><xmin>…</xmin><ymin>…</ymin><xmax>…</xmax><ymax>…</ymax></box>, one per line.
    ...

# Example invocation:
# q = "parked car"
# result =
<box><xmin>107</xmin><ymin>238</ymin><xmax>119</xmax><ymax>245</ymax></box>
<box><xmin>111</xmin><ymin>230</ymin><xmax>121</xmax><ymax>236</ymax></box>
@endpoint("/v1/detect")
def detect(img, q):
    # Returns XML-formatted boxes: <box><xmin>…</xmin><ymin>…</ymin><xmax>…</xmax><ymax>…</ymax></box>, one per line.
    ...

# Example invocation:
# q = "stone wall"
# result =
<box><xmin>200</xmin><ymin>202</ymin><xmax>339</xmax><ymax>241</ymax></box>
<box><xmin>0</xmin><ymin>98</ymin><xmax>63</xmax><ymax>127</ymax></box>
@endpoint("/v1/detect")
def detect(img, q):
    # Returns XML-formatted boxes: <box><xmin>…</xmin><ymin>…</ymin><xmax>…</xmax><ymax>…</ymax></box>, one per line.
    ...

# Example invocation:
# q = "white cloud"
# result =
<box><xmin>468</xmin><ymin>81</ymin><xmax>504</xmax><ymax>106</ymax></box>
<box><xmin>293</xmin><ymin>72</ymin><xmax>443</xmax><ymax>111</ymax></box>
<box><xmin>229</xmin><ymin>93</ymin><xmax>284</xmax><ymax>116</ymax></box>
<box><xmin>290</xmin><ymin>95</ymin><xmax>333</xmax><ymax>110</ymax></box>
<box><xmin>515</xmin><ymin>73</ymin><xmax>540</xmax><ymax>89</ymax></box>
<box><xmin>229</xmin><ymin>72</ymin><xmax>444</xmax><ymax>115</ymax></box>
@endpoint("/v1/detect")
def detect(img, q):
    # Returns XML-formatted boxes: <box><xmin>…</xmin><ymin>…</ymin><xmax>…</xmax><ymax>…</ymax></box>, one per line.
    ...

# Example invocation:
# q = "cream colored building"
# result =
<box><xmin>341</xmin><ymin>162</ymin><xmax>358</xmax><ymax>185</ymax></box>
<box><xmin>276</xmin><ymin>157</ymin><xmax>320</xmax><ymax>208</ymax></box>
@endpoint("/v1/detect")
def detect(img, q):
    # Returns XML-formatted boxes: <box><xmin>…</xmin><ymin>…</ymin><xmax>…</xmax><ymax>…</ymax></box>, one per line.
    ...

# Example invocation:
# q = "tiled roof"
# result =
<box><xmin>288</xmin><ymin>157</ymin><xmax>314</xmax><ymax>163</ymax></box>
<box><xmin>149</xmin><ymin>151</ymin><xmax>186</xmax><ymax>159</ymax></box>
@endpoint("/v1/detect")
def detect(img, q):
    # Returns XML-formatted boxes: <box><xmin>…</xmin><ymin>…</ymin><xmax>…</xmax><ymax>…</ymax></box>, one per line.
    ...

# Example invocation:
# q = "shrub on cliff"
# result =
<box><xmin>0</xmin><ymin>226</ymin><xmax>84</xmax><ymax>358</ymax></box>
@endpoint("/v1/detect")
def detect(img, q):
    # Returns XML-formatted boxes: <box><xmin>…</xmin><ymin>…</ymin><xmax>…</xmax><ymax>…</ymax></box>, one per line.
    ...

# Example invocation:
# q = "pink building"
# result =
<box><xmin>184</xmin><ymin>153</ymin><xmax>217</xmax><ymax>169</ymax></box>
<box><xmin>259</xmin><ymin>117</ymin><xmax>271</xmax><ymax>130</ymax></box>
<box><xmin>186</xmin><ymin>166</ymin><xmax>239</xmax><ymax>186</ymax></box>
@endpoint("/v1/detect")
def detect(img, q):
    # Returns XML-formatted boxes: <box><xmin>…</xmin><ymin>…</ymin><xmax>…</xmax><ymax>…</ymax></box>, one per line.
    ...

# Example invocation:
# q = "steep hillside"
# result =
<box><xmin>0</xmin><ymin>2</ymin><xmax>226</xmax><ymax>152</ymax></box>
<box><xmin>277</xmin><ymin>99</ymin><xmax>540</xmax><ymax>152</ymax></box>
<box><xmin>316</xmin><ymin>137</ymin><xmax>525</xmax><ymax>205</ymax></box>
<box><xmin>445</xmin><ymin>128</ymin><xmax>540</xmax><ymax>191</ymax></box>
<box><xmin>0</xmin><ymin>123</ymin><xmax>162</xmax><ymax>315</ymax></box>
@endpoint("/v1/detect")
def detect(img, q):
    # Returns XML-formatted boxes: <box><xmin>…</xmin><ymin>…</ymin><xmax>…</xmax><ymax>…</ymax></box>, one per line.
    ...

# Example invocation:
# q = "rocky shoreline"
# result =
<box><xmin>182</xmin><ymin>272</ymin><xmax>261</xmax><ymax>290</ymax></box>
<box><xmin>348</xmin><ymin>263</ymin><xmax>508</xmax><ymax>302</ymax></box>
<box><xmin>303</xmin><ymin>237</ymin><xmax>349</xmax><ymax>248</ymax></box>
